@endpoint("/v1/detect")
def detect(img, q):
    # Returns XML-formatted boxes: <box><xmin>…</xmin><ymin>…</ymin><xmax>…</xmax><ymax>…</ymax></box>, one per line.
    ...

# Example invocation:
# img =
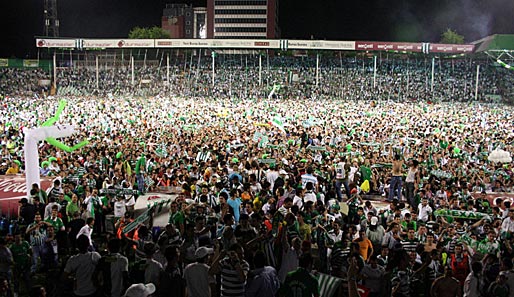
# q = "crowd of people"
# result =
<box><xmin>1</xmin><ymin>55</ymin><xmax>506</xmax><ymax>103</ymax></box>
<box><xmin>0</xmin><ymin>54</ymin><xmax>513</xmax><ymax>297</ymax></box>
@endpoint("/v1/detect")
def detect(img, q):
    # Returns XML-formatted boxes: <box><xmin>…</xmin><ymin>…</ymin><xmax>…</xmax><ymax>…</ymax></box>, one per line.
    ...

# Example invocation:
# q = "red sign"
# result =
<box><xmin>470</xmin><ymin>192</ymin><xmax>514</xmax><ymax>206</ymax></box>
<box><xmin>356</xmin><ymin>41</ymin><xmax>474</xmax><ymax>54</ymax></box>
<box><xmin>0</xmin><ymin>176</ymin><xmax>52</xmax><ymax>217</ymax></box>
<box><xmin>355</xmin><ymin>41</ymin><xmax>423</xmax><ymax>52</ymax></box>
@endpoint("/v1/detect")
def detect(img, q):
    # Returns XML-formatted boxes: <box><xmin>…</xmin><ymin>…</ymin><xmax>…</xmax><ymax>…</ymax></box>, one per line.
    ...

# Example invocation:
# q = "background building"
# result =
<box><xmin>161</xmin><ymin>4</ymin><xmax>194</xmax><ymax>38</ymax></box>
<box><xmin>207</xmin><ymin>0</ymin><xmax>279</xmax><ymax>39</ymax></box>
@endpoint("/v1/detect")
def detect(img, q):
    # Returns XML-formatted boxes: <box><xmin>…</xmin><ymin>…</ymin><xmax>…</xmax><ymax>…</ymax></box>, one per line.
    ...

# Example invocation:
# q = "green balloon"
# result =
<box><xmin>116</xmin><ymin>152</ymin><xmax>123</xmax><ymax>159</ymax></box>
<box><xmin>232</xmin><ymin>158</ymin><xmax>239</xmax><ymax>163</ymax></box>
<box><xmin>346</xmin><ymin>144</ymin><xmax>353</xmax><ymax>152</ymax></box>
<box><xmin>453</xmin><ymin>147</ymin><xmax>461</xmax><ymax>154</ymax></box>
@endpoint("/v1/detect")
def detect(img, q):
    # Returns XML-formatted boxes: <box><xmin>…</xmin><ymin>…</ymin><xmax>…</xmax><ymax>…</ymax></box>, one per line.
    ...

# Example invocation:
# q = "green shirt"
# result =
<box><xmin>45</xmin><ymin>216</ymin><xmax>64</xmax><ymax>231</ymax></box>
<box><xmin>10</xmin><ymin>241</ymin><xmax>31</xmax><ymax>267</ymax></box>
<box><xmin>66</xmin><ymin>201</ymin><xmax>80</xmax><ymax>218</ymax></box>
<box><xmin>135</xmin><ymin>156</ymin><xmax>146</xmax><ymax>174</ymax></box>
<box><xmin>283</xmin><ymin>267</ymin><xmax>319</xmax><ymax>297</ymax></box>
<box><xmin>169</xmin><ymin>211</ymin><xmax>185</xmax><ymax>226</ymax></box>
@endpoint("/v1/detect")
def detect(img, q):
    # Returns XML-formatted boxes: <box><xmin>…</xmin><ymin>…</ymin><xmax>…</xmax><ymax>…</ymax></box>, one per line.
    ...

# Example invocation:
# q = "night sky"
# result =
<box><xmin>1</xmin><ymin>0</ymin><xmax>514</xmax><ymax>58</ymax></box>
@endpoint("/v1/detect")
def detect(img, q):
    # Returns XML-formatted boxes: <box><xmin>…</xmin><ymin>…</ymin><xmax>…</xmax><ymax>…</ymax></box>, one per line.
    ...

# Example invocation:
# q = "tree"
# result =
<box><xmin>440</xmin><ymin>29</ymin><xmax>465</xmax><ymax>44</ymax></box>
<box><xmin>128</xmin><ymin>26</ymin><xmax>170</xmax><ymax>39</ymax></box>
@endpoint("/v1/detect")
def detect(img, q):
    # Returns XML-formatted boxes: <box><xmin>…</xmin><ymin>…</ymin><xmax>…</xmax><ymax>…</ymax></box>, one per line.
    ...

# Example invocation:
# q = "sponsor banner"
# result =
<box><xmin>0</xmin><ymin>59</ymin><xmax>8</xmax><ymax>67</ymax></box>
<box><xmin>0</xmin><ymin>176</ymin><xmax>52</xmax><ymax>216</ymax></box>
<box><xmin>82</xmin><ymin>39</ymin><xmax>154</xmax><ymax>48</ymax></box>
<box><xmin>117</xmin><ymin>39</ymin><xmax>154</xmax><ymax>48</ymax></box>
<box><xmin>23</xmin><ymin>60</ymin><xmax>39</xmax><ymax>67</ymax></box>
<box><xmin>429</xmin><ymin>43</ymin><xmax>475</xmax><ymax>53</ymax></box>
<box><xmin>155</xmin><ymin>39</ymin><xmax>279</xmax><ymax>49</ymax></box>
<box><xmin>83</xmin><ymin>39</ymin><xmax>120</xmax><ymax>48</ymax></box>
<box><xmin>287</xmin><ymin>40</ymin><xmax>355</xmax><ymax>50</ymax></box>
<box><xmin>36</xmin><ymin>38</ymin><xmax>76</xmax><ymax>48</ymax></box>
<box><xmin>355</xmin><ymin>41</ymin><xmax>423</xmax><ymax>52</ymax></box>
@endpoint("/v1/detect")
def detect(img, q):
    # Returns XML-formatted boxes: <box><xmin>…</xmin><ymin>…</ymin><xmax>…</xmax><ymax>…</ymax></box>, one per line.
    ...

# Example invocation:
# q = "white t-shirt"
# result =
<box><xmin>106</xmin><ymin>253</ymin><xmax>129</xmax><ymax>297</ymax></box>
<box><xmin>292</xmin><ymin>195</ymin><xmax>303</xmax><ymax>209</ymax></box>
<box><xmin>406</xmin><ymin>167</ymin><xmax>417</xmax><ymax>183</ymax></box>
<box><xmin>113</xmin><ymin>200</ymin><xmax>126</xmax><ymax>218</ymax></box>
<box><xmin>145</xmin><ymin>258</ymin><xmax>164</xmax><ymax>285</ymax></box>
<box><xmin>184</xmin><ymin>262</ymin><xmax>212</xmax><ymax>297</ymax></box>
<box><xmin>64</xmin><ymin>252</ymin><xmax>101</xmax><ymax>296</ymax></box>
<box><xmin>335</xmin><ymin>162</ymin><xmax>346</xmax><ymax>179</ymax></box>
<box><xmin>77</xmin><ymin>225</ymin><xmax>93</xmax><ymax>246</ymax></box>
<box><xmin>304</xmin><ymin>192</ymin><xmax>317</xmax><ymax>204</ymax></box>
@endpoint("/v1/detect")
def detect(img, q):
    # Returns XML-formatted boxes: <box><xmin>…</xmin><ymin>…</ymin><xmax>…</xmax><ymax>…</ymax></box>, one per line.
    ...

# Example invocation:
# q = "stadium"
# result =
<box><xmin>1</xmin><ymin>3</ymin><xmax>514</xmax><ymax>297</ymax></box>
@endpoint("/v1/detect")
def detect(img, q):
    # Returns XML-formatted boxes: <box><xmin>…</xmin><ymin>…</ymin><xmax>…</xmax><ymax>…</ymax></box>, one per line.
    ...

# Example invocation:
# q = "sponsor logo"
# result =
<box><xmin>157</xmin><ymin>41</ymin><xmax>173</xmax><ymax>46</ymax></box>
<box><xmin>377</xmin><ymin>44</ymin><xmax>393</xmax><ymax>50</ymax></box>
<box><xmin>37</xmin><ymin>40</ymin><xmax>46</xmax><ymax>47</ymax></box>
<box><xmin>254</xmin><ymin>41</ymin><xmax>269</xmax><ymax>46</ymax></box>
<box><xmin>396</xmin><ymin>45</ymin><xmax>414</xmax><ymax>50</ymax></box>
<box><xmin>0</xmin><ymin>179</ymin><xmax>27</xmax><ymax>195</ymax></box>
<box><xmin>456</xmin><ymin>46</ymin><xmax>473</xmax><ymax>52</ymax></box>
<box><xmin>147</xmin><ymin>195</ymin><xmax>164</xmax><ymax>201</ymax></box>
<box><xmin>357</xmin><ymin>44</ymin><xmax>374</xmax><ymax>49</ymax></box>
<box><xmin>118</xmin><ymin>40</ymin><xmax>126</xmax><ymax>48</ymax></box>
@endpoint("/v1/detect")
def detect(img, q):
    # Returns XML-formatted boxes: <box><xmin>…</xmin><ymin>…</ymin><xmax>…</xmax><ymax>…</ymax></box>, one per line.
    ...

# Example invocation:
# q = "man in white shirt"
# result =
<box><xmin>418</xmin><ymin>197</ymin><xmax>433</xmax><ymax>222</ymax></box>
<box><xmin>63</xmin><ymin>235</ymin><xmax>101</xmax><ymax>297</ymax></box>
<box><xmin>266</xmin><ymin>164</ymin><xmax>279</xmax><ymax>190</ymax></box>
<box><xmin>501</xmin><ymin>209</ymin><xmax>514</xmax><ymax>235</ymax></box>
<box><xmin>301</xmin><ymin>167</ymin><xmax>318</xmax><ymax>190</ymax></box>
<box><xmin>96</xmin><ymin>238</ymin><xmax>129</xmax><ymax>297</ymax></box>
<box><xmin>184</xmin><ymin>246</ymin><xmax>215</xmax><ymax>297</ymax></box>
<box><xmin>144</xmin><ymin>242</ymin><xmax>164</xmax><ymax>286</ymax></box>
<box><xmin>77</xmin><ymin>217</ymin><xmax>95</xmax><ymax>248</ymax></box>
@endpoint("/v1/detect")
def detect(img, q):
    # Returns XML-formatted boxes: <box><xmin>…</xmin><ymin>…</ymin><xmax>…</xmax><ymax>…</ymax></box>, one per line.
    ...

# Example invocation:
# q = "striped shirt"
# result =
<box><xmin>220</xmin><ymin>258</ymin><xmax>250</xmax><ymax>297</ymax></box>
<box><xmin>76</xmin><ymin>166</ymin><xmax>87</xmax><ymax>177</ymax></box>
<box><xmin>27</xmin><ymin>223</ymin><xmax>46</xmax><ymax>246</ymax></box>
<box><xmin>196</xmin><ymin>151</ymin><xmax>211</xmax><ymax>163</ymax></box>
<box><xmin>330</xmin><ymin>242</ymin><xmax>351</xmax><ymax>272</ymax></box>
<box><xmin>47</xmin><ymin>187</ymin><xmax>62</xmax><ymax>201</ymax></box>
<box><xmin>401</xmin><ymin>238</ymin><xmax>419</xmax><ymax>254</ymax></box>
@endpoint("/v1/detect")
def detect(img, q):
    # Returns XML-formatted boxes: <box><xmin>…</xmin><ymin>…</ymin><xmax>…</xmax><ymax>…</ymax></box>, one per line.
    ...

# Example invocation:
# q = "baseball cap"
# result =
<box><xmin>195</xmin><ymin>246</ymin><xmax>214</xmax><ymax>259</ymax></box>
<box><xmin>370</xmin><ymin>217</ymin><xmax>379</xmax><ymax>226</ymax></box>
<box><xmin>124</xmin><ymin>283</ymin><xmax>156</xmax><ymax>297</ymax></box>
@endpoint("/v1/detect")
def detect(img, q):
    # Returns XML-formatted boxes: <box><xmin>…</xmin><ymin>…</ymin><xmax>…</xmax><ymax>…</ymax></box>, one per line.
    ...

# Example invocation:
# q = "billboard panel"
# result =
<box><xmin>36</xmin><ymin>39</ymin><xmax>76</xmax><ymax>48</ymax></box>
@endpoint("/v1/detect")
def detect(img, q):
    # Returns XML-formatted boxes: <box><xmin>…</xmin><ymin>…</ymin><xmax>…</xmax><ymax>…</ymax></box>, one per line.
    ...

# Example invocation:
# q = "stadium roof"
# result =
<box><xmin>473</xmin><ymin>34</ymin><xmax>514</xmax><ymax>53</ymax></box>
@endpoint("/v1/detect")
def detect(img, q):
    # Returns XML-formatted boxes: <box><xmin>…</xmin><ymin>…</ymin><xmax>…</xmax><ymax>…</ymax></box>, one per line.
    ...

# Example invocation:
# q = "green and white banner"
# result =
<box><xmin>434</xmin><ymin>209</ymin><xmax>490</xmax><ymax>221</ymax></box>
